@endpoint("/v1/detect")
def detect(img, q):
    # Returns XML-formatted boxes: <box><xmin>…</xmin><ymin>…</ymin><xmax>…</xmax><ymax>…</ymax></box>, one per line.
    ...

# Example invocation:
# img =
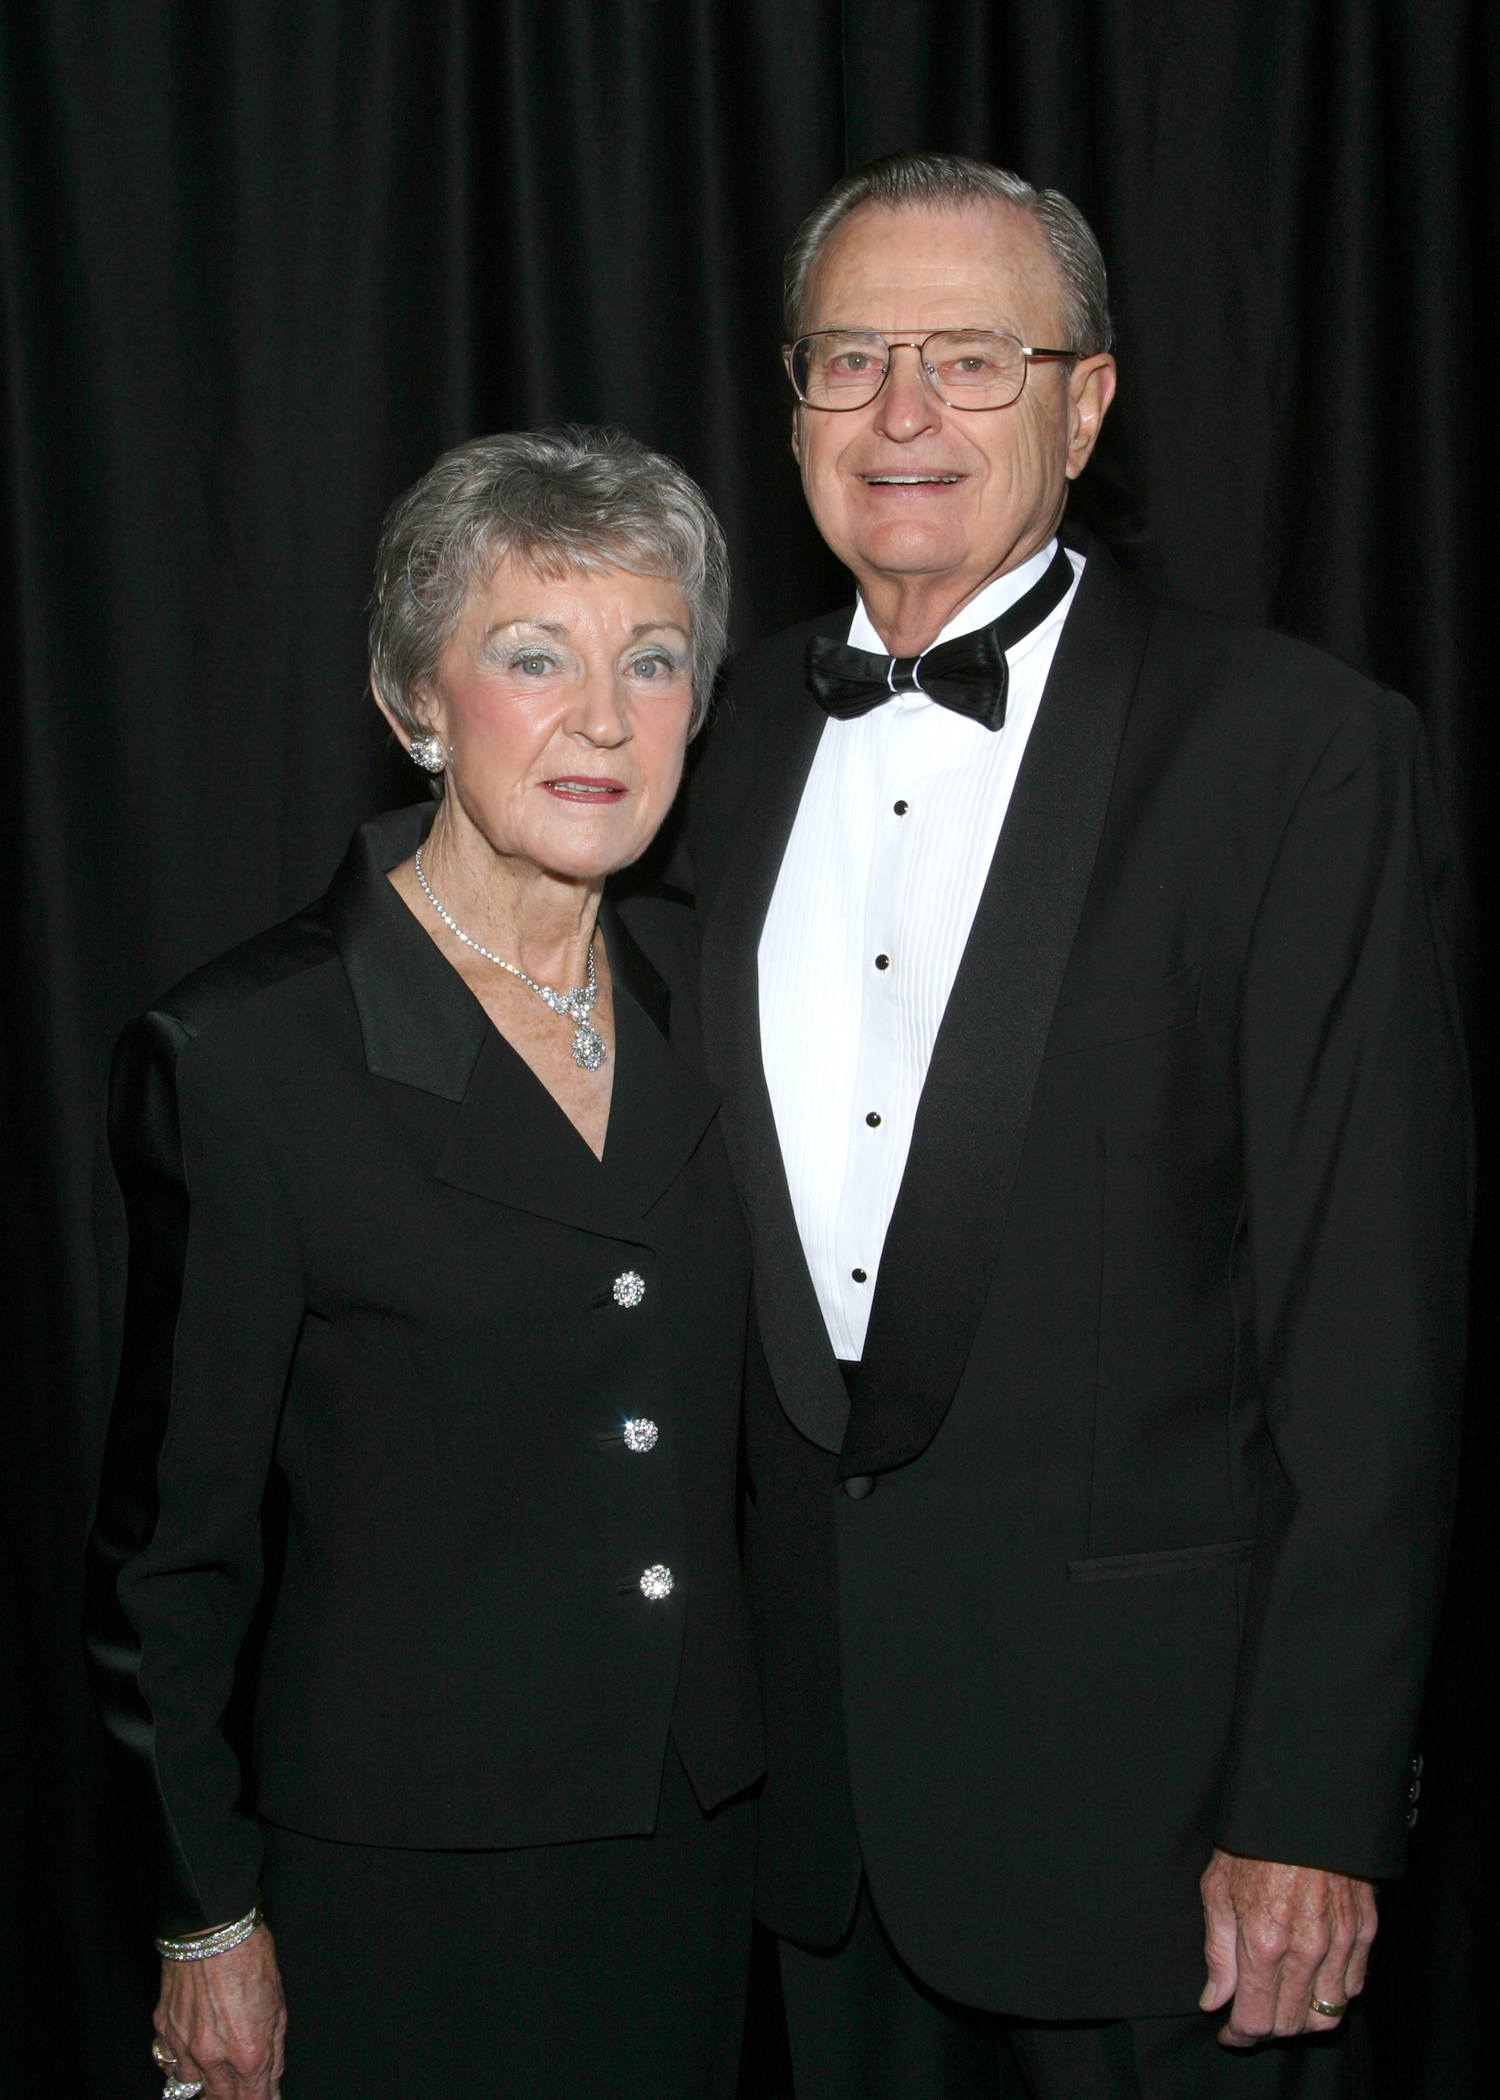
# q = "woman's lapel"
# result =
<box><xmin>329</xmin><ymin>807</ymin><xmax>719</xmax><ymax>1242</ymax></box>
<box><xmin>432</xmin><ymin>901</ymin><xmax>720</xmax><ymax>1241</ymax></box>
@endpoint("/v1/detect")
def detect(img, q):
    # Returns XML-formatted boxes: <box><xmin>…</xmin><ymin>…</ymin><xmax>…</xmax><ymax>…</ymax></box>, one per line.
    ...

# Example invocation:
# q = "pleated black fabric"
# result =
<box><xmin>0</xmin><ymin>5</ymin><xmax>1494</xmax><ymax>2094</ymax></box>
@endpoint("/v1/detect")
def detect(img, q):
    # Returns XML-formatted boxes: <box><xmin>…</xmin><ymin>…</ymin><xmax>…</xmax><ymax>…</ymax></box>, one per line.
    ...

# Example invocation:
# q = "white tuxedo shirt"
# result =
<box><xmin>758</xmin><ymin>537</ymin><xmax>1084</xmax><ymax>1358</ymax></box>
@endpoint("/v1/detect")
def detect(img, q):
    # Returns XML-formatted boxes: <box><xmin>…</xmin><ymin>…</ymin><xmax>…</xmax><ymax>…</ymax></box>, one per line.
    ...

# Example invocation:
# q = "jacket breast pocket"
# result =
<box><xmin>1044</xmin><ymin>964</ymin><xmax>1201</xmax><ymax>1061</ymax></box>
<box><xmin>1066</xmin><ymin>1538</ymin><xmax>1253</xmax><ymax>1582</ymax></box>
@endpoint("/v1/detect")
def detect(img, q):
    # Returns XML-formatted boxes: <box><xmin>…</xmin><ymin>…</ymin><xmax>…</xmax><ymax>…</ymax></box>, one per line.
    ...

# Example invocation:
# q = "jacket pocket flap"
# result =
<box><xmin>1067</xmin><ymin>1537</ymin><xmax>1253</xmax><ymax>1582</ymax></box>
<box><xmin>1045</xmin><ymin>964</ymin><xmax>1201</xmax><ymax>1060</ymax></box>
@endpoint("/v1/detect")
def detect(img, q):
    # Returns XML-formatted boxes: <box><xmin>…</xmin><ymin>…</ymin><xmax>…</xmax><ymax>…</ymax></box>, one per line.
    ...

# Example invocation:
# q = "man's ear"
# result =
<box><xmin>1064</xmin><ymin>354</ymin><xmax>1118</xmax><ymax>482</ymax></box>
<box><xmin>790</xmin><ymin>406</ymin><xmax>803</xmax><ymax>466</ymax></box>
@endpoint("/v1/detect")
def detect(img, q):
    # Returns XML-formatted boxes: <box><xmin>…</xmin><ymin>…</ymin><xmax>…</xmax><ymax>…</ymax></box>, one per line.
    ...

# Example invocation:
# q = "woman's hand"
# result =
<box><xmin>154</xmin><ymin>1928</ymin><xmax>287</xmax><ymax>2098</ymax></box>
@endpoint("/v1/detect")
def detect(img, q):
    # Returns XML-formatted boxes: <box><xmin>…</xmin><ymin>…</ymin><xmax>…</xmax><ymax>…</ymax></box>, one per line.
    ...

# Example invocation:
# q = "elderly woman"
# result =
<box><xmin>86</xmin><ymin>428</ymin><xmax>762</xmax><ymax>2100</ymax></box>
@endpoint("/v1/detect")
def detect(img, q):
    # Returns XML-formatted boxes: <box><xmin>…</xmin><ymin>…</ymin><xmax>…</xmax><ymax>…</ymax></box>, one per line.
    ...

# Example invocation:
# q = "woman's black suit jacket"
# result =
<box><xmin>85</xmin><ymin>804</ymin><xmax>763</xmax><ymax>1937</ymax></box>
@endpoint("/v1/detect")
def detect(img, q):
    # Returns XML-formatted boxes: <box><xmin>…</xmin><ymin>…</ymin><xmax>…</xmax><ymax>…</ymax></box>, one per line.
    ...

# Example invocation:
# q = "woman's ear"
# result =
<box><xmin>372</xmin><ymin>676</ymin><xmax>445</xmax><ymax>753</ymax></box>
<box><xmin>370</xmin><ymin>674</ymin><xmax>410</xmax><ymax>748</ymax></box>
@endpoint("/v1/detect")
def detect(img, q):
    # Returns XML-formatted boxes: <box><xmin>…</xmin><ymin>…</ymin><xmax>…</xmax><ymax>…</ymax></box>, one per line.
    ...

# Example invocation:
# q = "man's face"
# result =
<box><xmin>791</xmin><ymin>201</ymin><xmax>1115</xmax><ymax>604</ymax></box>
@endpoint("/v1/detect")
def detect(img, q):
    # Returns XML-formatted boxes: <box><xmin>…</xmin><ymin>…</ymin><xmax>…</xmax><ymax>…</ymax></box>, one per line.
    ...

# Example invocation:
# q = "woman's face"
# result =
<box><xmin>410</xmin><ymin>556</ymin><xmax>697</xmax><ymax>883</ymax></box>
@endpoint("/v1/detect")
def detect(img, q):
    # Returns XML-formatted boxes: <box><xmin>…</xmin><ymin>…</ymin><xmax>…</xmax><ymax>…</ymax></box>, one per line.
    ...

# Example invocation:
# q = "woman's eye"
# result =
<box><xmin>513</xmin><ymin>652</ymin><xmax>554</xmax><ymax>676</ymax></box>
<box><xmin>630</xmin><ymin>653</ymin><xmax>675</xmax><ymax>679</ymax></box>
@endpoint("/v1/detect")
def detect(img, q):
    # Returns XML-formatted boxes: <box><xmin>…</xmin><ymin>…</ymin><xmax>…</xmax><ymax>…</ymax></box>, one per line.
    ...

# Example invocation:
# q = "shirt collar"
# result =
<box><xmin>846</xmin><ymin>535</ymin><xmax>1060</xmax><ymax>656</ymax></box>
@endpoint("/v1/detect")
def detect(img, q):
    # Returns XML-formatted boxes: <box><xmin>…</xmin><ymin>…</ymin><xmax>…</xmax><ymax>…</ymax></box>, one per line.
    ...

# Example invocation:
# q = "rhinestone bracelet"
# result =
<box><xmin>155</xmin><ymin>1900</ymin><xmax>263</xmax><ymax>1963</ymax></box>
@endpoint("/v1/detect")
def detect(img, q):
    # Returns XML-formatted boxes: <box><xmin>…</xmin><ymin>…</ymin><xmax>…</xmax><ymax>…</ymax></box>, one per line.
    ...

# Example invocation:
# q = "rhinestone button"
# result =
<box><xmin>612</xmin><ymin>1270</ymin><xmax>646</xmax><ymax>1309</ymax></box>
<box><xmin>639</xmin><ymin>1564</ymin><xmax>674</xmax><ymax>1601</ymax></box>
<box><xmin>623</xmin><ymin>1417</ymin><xmax>659</xmax><ymax>1453</ymax></box>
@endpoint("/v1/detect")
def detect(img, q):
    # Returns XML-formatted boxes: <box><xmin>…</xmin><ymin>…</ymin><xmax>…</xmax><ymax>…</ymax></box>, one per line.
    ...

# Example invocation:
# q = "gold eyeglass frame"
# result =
<box><xmin>783</xmin><ymin>329</ymin><xmax>1078</xmax><ymax>412</ymax></box>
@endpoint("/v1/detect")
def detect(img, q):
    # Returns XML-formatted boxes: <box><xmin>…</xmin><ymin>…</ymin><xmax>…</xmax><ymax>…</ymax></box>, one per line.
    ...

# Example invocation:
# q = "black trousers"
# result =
<box><xmin>260</xmin><ymin>1741</ymin><xmax>756</xmax><ymax>2099</ymax></box>
<box><xmin>778</xmin><ymin>1883</ymin><xmax>1370</xmax><ymax>2100</ymax></box>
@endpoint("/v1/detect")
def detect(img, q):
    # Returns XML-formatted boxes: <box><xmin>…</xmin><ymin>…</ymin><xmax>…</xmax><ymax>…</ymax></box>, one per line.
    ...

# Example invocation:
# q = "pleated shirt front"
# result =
<box><xmin>758</xmin><ymin>538</ymin><xmax>1083</xmax><ymax>1359</ymax></box>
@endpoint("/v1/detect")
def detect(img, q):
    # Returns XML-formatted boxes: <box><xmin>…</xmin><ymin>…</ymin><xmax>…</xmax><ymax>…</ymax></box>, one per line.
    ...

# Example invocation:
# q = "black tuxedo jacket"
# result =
<box><xmin>85</xmin><ymin>804</ymin><xmax>763</xmax><ymax>1937</ymax></box>
<box><xmin>686</xmin><ymin>530</ymin><xmax>1472</xmax><ymax>2017</ymax></box>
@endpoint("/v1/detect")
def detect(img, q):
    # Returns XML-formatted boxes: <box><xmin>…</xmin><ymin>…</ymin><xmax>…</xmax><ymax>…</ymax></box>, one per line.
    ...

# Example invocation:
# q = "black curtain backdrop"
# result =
<box><xmin>2</xmin><ymin>4</ymin><xmax>1495</xmax><ymax>2093</ymax></box>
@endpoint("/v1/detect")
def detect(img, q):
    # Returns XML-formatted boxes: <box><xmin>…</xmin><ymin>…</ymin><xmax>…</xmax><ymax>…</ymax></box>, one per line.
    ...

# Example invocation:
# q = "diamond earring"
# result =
<box><xmin>409</xmin><ymin>732</ymin><xmax>446</xmax><ymax>774</ymax></box>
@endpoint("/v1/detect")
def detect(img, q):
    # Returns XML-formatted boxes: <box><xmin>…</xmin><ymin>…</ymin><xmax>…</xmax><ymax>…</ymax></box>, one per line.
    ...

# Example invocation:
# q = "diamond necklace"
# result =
<box><xmin>413</xmin><ymin>842</ymin><xmax>607</xmax><ymax>1071</ymax></box>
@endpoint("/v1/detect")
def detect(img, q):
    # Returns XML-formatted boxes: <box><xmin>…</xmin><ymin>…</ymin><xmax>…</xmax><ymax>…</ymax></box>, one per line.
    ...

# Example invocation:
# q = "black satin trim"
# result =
<box><xmin>84</xmin><ymin>1010</ymin><xmax>216</xmax><ymax>1931</ymax></box>
<box><xmin>327</xmin><ymin>804</ymin><xmax>675</xmax><ymax>1102</ymax></box>
<box><xmin>836</xmin><ymin>535</ymin><xmax>1150</xmax><ymax>1480</ymax></box>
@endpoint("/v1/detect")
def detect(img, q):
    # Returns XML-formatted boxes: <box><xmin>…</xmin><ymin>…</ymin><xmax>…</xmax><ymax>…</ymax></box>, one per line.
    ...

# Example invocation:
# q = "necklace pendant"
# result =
<box><xmin>572</xmin><ymin>1018</ymin><xmax>607</xmax><ymax>1072</ymax></box>
<box><xmin>412</xmin><ymin>848</ymin><xmax>608</xmax><ymax>1069</ymax></box>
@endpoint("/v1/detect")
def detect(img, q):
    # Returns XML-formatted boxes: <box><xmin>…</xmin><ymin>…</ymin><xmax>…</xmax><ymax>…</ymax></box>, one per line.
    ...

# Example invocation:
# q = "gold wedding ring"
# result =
<box><xmin>151</xmin><ymin>2038</ymin><xmax>178</xmax><ymax>2071</ymax></box>
<box><xmin>1309</xmin><ymin>1996</ymin><xmax>1349</xmax><ymax>2019</ymax></box>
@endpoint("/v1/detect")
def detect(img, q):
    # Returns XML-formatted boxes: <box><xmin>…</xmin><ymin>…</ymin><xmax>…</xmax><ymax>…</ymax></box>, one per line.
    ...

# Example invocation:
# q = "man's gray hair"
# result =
<box><xmin>784</xmin><ymin>151</ymin><xmax>1113</xmax><ymax>358</ymax></box>
<box><xmin>370</xmin><ymin>425</ymin><xmax>730</xmax><ymax>744</ymax></box>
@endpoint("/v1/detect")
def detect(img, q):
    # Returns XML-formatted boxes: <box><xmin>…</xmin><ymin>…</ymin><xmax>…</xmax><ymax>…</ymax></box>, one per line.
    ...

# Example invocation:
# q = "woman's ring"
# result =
<box><xmin>1309</xmin><ymin>1996</ymin><xmax>1349</xmax><ymax>2019</ymax></box>
<box><xmin>153</xmin><ymin>2042</ymin><xmax>204</xmax><ymax>2097</ymax></box>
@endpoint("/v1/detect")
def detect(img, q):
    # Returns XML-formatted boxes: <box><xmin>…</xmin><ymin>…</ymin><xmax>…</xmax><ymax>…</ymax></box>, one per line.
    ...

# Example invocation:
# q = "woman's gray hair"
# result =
<box><xmin>369</xmin><ymin>425</ymin><xmax>730</xmax><ymax>744</ymax></box>
<box><xmin>784</xmin><ymin>151</ymin><xmax>1113</xmax><ymax>358</ymax></box>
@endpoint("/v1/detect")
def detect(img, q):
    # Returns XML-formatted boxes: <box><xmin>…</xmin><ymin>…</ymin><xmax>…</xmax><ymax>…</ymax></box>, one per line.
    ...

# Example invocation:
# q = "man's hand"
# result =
<box><xmin>1200</xmin><ymin>1849</ymin><xmax>1377</xmax><ymax>2047</ymax></box>
<box><xmin>155</xmin><ymin>1927</ymin><xmax>287</xmax><ymax>2098</ymax></box>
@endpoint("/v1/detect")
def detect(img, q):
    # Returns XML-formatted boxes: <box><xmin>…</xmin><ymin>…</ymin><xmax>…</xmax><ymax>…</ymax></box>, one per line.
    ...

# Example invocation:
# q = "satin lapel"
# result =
<box><xmin>434</xmin><ymin>900</ymin><xmax>719</xmax><ymax>1239</ymax></box>
<box><xmin>433</xmin><ymin>1031</ymin><xmax>622</xmax><ymax>1236</ymax></box>
<box><xmin>591</xmin><ymin>901</ymin><xmax>723</xmax><ymax>1223</ymax></box>
<box><xmin>700</xmin><ymin>636</ymin><xmax>853</xmax><ymax>1453</ymax></box>
<box><xmin>329</xmin><ymin>805</ymin><xmax>713</xmax><ymax>1236</ymax></box>
<box><xmin>329</xmin><ymin>802</ymin><xmax>487</xmax><ymax>1102</ymax></box>
<box><xmin>844</xmin><ymin>538</ymin><xmax>1154</xmax><ymax>1476</ymax></box>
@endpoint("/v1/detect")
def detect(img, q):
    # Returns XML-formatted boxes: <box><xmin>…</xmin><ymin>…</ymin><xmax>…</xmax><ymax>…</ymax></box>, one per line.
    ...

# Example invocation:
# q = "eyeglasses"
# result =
<box><xmin>784</xmin><ymin>329</ymin><xmax>1076</xmax><ymax>412</ymax></box>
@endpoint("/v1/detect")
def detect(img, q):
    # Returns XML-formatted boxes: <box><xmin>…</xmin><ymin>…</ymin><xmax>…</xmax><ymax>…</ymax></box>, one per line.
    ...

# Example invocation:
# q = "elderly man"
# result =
<box><xmin>687</xmin><ymin>152</ymin><xmax>1470</xmax><ymax>2098</ymax></box>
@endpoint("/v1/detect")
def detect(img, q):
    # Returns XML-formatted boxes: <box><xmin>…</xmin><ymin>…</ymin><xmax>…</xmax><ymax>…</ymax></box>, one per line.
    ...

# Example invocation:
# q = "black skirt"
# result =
<box><xmin>261</xmin><ymin>1742</ymin><xmax>757</xmax><ymax>2099</ymax></box>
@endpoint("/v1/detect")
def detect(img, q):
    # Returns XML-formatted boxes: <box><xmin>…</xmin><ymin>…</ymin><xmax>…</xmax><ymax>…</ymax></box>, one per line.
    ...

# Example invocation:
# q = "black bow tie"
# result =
<box><xmin>804</xmin><ymin>539</ymin><xmax>1076</xmax><ymax>732</ymax></box>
